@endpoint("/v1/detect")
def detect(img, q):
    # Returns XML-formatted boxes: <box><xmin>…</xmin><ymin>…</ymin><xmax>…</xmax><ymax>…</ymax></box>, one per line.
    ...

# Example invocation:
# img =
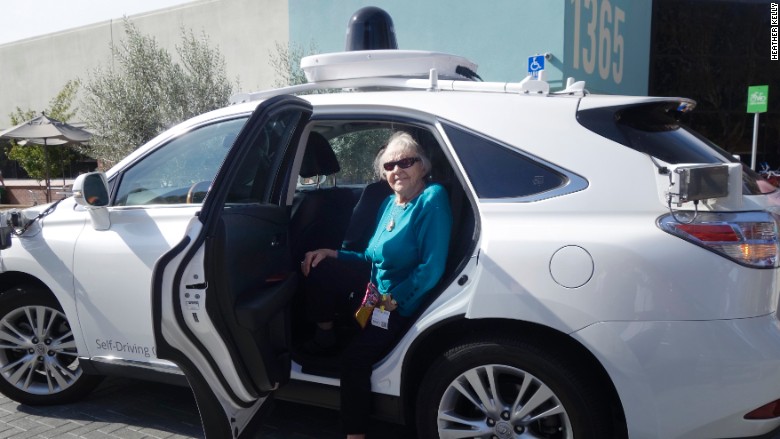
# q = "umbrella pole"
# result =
<box><xmin>44</xmin><ymin>139</ymin><xmax>51</xmax><ymax>203</ymax></box>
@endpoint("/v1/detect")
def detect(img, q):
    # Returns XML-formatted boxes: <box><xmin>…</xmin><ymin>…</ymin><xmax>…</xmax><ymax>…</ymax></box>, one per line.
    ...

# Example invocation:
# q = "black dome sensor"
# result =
<box><xmin>345</xmin><ymin>7</ymin><xmax>398</xmax><ymax>51</ymax></box>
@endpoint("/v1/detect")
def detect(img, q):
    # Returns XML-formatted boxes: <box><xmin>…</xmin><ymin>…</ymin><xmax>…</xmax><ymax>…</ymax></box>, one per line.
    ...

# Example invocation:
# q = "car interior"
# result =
<box><xmin>287</xmin><ymin>121</ymin><xmax>477</xmax><ymax>376</ymax></box>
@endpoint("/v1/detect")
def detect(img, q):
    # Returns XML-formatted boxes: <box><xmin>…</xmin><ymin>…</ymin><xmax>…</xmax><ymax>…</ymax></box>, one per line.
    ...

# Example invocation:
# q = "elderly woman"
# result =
<box><xmin>301</xmin><ymin>131</ymin><xmax>452</xmax><ymax>438</ymax></box>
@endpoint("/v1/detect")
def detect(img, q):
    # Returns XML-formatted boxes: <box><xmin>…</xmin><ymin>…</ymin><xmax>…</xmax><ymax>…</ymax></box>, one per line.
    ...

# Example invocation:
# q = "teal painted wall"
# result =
<box><xmin>289</xmin><ymin>0</ymin><xmax>567</xmax><ymax>87</ymax></box>
<box><xmin>563</xmin><ymin>0</ymin><xmax>651</xmax><ymax>94</ymax></box>
<box><xmin>289</xmin><ymin>0</ymin><xmax>650</xmax><ymax>94</ymax></box>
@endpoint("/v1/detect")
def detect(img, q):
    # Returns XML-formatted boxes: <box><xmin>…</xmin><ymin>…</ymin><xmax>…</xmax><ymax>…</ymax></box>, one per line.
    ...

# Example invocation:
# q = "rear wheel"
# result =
<box><xmin>0</xmin><ymin>285</ymin><xmax>102</xmax><ymax>405</ymax></box>
<box><xmin>416</xmin><ymin>339</ymin><xmax>613</xmax><ymax>439</ymax></box>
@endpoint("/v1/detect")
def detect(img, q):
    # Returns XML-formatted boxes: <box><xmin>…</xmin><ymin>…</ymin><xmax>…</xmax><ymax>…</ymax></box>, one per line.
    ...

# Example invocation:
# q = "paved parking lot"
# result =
<box><xmin>5</xmin><ymin>376</ymin><xmax>780</xmax><ymax>439</ymax></box>
<box><xmin>0</xmin><ymin>377</ymin><xmax>413</xmax><ymax>438</ymax></box>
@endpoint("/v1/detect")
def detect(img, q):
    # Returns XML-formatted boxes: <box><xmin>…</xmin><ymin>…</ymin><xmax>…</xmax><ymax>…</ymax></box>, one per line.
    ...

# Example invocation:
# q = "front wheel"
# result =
<box><xmin>416</xmin><ymin>339</ymin><xmax>613</xmax><ymax>439</ymax></box>
<box><xmin>0</xmin><ymin>285</ymin><xmax>102</xmax><ymax>405</ymax></box>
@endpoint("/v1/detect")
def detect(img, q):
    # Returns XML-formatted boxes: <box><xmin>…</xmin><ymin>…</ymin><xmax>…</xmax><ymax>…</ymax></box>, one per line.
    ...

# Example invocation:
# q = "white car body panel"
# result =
<box><xmin>74</xmin><ymin>205</ymin><xmax>201</xmax><ymax>363</ymax></box>
<box><xmin>574</xmin><ymin>315</ymin><xmax>780</xmax><ymax>438</ymax></box>
<box><xmin>0</xmin><ymin>199</ymin><xmax>89</xmax><ymax>354</ymax></box>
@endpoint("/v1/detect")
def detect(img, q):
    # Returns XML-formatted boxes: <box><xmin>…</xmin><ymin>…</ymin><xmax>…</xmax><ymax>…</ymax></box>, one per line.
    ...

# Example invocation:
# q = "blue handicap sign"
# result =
<box><xmin>528</xmin><ymin>55</ymin><xmax>545</xmax><ymax>78</ymax></box>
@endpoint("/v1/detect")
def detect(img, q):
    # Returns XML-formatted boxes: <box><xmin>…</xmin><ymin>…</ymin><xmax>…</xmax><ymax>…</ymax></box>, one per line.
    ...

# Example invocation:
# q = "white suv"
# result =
<box><xmin>2</xmin><ymin>46</ymin><xmax>780</xmax><ymax>439</ymax></box>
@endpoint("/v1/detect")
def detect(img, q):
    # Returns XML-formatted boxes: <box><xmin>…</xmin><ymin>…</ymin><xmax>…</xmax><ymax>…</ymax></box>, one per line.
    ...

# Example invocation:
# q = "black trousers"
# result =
<box><xmin>303</xmin><ymin>257</ymin><xmax>410</xmax><ymax>434</ymax></box>
<box><xmin>340</xmin><ymin>310</ymin><xmax>409</xmax><ymax>434</ymax></box>
<box><xmin>304</xmin><ymin>257</ymin><xmax>369</xmax><ymax>323</ymax></box>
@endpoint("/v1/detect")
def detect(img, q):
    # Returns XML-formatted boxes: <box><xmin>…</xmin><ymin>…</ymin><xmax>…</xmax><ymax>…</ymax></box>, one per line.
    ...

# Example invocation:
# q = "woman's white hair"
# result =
<box><xmin>374</xmin><ymin>131</ymin><xmax>432</xmax><ymax>179</ymax></box>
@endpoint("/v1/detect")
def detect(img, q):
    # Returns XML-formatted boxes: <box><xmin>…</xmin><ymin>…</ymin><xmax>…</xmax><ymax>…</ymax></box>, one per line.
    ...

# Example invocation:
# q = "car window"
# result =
<box><xmin>577</xmin><ymin>102</ymin><xmax>770</xmax><ymax>194</ymax></box>
<box><xmin>322</xmin><ymin>128</ymin><xmax>392</xmax><ymax>186</ymax></box>
<box><xmin>442</xmin><ymin>122</ymin><xmax>567</xmax><ymax>199</ymax></box>
<box><xmin>114</xmin><ymin>117</ymin><xmax>246</xmax><ymax>206</ymax></box>
<box><xmin>225</xmin><ymin>109</ymin><xmax>305</xmax><ymax>204</ymax></box>
<box><xmin>578</xmin><ymin>102</ymin><xmax>732</xmax><ymax>164</ymax></box>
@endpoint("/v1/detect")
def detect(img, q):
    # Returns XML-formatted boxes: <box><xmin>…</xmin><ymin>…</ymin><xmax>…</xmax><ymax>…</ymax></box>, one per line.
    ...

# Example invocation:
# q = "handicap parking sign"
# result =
<box><xmin>528</xmin><ymin>55</ymin><xmax>545</xmax><ymax>78</ymax></box>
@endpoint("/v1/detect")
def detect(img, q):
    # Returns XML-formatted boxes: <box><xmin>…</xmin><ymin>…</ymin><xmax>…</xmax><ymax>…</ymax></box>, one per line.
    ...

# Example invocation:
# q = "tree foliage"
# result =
<box><xmin>80</xmin><ymin>20</ymin><xmax>236</xmax><ymax>167</ymax></box>
<box><xmin>6</xmin><ymin>80</ymin><xmax>82</xmax><ymax>184</ymax></box>
<box><xmin>269</xmin><ymin>41</ymin><xmax>314</xmax><ymax>89</ymax></box>
<box><xmin>271</xmin><ymin>42</ymin><xmax>388</xmax><ymax>183</ymax></box>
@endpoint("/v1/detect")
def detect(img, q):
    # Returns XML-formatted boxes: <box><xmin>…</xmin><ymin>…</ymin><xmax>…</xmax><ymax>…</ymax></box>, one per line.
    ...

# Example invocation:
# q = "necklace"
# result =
<box><xmin>386</xmin><ymin>202</ymin><xmax>406</xmax><ymax>232</ymax></box>
<box><xmin>386</xmin><ymin>185</ymin><xmax>424</xmax><ymax>231</ymax></box>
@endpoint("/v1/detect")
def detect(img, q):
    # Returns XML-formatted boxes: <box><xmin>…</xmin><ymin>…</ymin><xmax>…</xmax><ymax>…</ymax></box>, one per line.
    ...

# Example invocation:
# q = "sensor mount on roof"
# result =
<box><xmin>346</xmin><ymin>6</ymin><xmax>398</xmax><ymax>51</ymax></box>
<box><xmin>300</xmin><ymin>50</ymin><xmax>479</xmax><ymax>83</ymax></box>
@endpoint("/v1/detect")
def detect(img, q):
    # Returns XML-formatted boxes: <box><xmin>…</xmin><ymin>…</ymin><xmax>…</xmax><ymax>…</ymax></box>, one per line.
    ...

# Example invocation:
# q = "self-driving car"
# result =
<box><xmin>2</xmin><ymin>11</ymin><xmax>780</xmax><ymax>439</ymax></box>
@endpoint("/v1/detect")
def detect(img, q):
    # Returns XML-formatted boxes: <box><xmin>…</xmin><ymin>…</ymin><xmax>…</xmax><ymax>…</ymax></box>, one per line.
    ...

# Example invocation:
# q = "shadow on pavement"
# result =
<box><xmin>7</xmin><ymin>377</ymin><xmax>415</xmax><ymax>438</ymax></box>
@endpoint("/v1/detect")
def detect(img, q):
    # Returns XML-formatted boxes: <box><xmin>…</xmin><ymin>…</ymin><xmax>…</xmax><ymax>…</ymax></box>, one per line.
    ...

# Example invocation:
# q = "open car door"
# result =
<box><xmin>151</xmin><ymin>95</ymin><xmax>312</xmax><ymax>438</ymax></box>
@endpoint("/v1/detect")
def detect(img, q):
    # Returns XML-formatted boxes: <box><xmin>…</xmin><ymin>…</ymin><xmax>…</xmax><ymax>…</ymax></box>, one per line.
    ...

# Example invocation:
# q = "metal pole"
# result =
<box><xmin>751</xmin><ymin>112</ymin><xmax>759</xmax><ymax>170</ymax></box>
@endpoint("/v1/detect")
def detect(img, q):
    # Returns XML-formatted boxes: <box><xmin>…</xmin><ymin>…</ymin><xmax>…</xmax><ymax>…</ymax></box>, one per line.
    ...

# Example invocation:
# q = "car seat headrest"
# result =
<box><xmin>300</xmin><ymin>132</ymin><xmax>341</xmax><ymax>178</ymax></box>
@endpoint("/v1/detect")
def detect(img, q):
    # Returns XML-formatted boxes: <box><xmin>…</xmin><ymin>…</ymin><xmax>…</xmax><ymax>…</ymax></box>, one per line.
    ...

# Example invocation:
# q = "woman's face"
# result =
<box><xmin>382</xmin><ymin>142</ymin><xmax>426</xmax><ymax>202</ymax></box>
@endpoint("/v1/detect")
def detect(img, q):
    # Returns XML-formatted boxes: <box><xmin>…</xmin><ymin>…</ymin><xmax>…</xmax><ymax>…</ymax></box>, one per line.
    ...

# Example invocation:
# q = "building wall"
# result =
<box><xmin>0</xmin><ymin>0</ymin><xmax>288</xmax><ymax>127</ymax></box>
<box><xmin>0</xmin><ymin>0</ymin><xmax>653</xmax><ymax>130</ymax></box>
<box><xmin>289</xmin><ymin>0</ymin><xmax>567</xmax><ymax>88</ymax></box>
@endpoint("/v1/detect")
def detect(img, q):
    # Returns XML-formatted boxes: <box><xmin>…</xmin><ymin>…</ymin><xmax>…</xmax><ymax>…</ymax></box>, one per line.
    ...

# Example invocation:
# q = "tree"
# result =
<box><xmin>270</xmin><ymin>42</ymin><xmax>387</xmax><ymax>183</ymax></box>
<box><xmin>80</xmin><ymin>20</ymin><xmax>236</xmax><ymax>167</ymax></box>
<box><xmin>6</xmin><ymin>80</ymin><xmax>83</xmax><ymax>185</ymax></box>
<box><xmin>269</xmin><ymin>41</ymin><xmax>314</xmax><ymax>89</ymax></box>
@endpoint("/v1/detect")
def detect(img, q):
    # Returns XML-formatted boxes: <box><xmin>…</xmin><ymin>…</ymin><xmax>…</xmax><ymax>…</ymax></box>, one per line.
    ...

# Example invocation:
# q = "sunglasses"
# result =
<box><xmin>383</xmin><ymin>157</ymin><xmax>421</xmax><ymax>171</ymax></box>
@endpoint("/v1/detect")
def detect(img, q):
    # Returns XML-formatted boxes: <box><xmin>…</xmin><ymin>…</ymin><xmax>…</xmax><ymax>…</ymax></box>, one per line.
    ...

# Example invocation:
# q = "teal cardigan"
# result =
<box><xmin>339</xmin><ymin>183</ymin><xmax>453</xmax><ymax>317</ymax></box>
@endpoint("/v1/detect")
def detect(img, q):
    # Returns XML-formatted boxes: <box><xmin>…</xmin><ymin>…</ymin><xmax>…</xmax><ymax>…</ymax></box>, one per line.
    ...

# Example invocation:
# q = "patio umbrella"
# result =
<box><xmin>0</xmin><ymin>113</ymin><xmax>92</xmax><ymax>202</ymax></box>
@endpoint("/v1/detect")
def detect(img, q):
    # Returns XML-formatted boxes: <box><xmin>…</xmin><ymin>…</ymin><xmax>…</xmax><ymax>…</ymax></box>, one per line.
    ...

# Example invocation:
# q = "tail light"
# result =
<box><xmin>745</xmin><ymin>399</ymin><xmax>780</xmax><ymax>419</ymax></box>
<box><xmin>658</xmin><ymin>211</ymin><xmax>780</xmax><ymax>268</ymax></box>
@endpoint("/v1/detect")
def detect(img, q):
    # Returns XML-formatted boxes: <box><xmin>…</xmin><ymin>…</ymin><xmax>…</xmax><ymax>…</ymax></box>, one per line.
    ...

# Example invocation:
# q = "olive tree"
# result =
<box><xmin>81</xmin><ymin>20</ymin><xmax>236</xmax><ymax>167</ymax></box>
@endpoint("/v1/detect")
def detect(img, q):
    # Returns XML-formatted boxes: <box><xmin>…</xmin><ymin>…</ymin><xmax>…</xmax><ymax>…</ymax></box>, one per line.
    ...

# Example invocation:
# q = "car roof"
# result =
<box><xmin>107</xmin><ymin>49</ymin><xmax>695</xmax><ymax>178</ymax></box>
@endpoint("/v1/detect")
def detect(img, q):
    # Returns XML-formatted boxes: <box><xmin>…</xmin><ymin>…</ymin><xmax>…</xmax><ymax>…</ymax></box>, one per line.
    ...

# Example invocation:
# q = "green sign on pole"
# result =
<box><xmin>747</xmin><ymin>85</ymin><xmax>769</xmax><ymax>113</ymax></box>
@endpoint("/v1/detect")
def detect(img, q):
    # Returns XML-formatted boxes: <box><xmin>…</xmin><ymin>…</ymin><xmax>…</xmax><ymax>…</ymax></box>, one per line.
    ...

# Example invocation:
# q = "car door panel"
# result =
<box><xmin>152</xmin><ymin>95</ymin><xmax>312</xmax><ymax>438</ymax></box>
<box><xmin>75</xmin><ymin>117</ymin><xmax>245</xmax><ymax>365</ymax></box>
<box><xmin>206</xmin><ymin>204</ymin><xmax>296</xmax><ymax>393</ymax></box>
<box><xmin>74</xmin><ymin>205</ymin><xmax>201</xmax><ymax>364</ymax></box>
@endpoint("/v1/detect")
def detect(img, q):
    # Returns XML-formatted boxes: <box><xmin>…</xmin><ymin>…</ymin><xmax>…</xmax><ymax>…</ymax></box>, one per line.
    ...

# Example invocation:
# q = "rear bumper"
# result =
<box><xmin>573</xmin><ymin>313</ymin><xmax>780</xmax><ymax>439</ymax></box>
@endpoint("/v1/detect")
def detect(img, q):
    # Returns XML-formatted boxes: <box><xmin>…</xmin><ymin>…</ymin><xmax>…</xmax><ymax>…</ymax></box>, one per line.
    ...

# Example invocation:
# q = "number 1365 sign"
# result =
<box><xmin>567</xmin><ymin>0</ymin><xmax>651</xmax><ymax>94</ymax></box>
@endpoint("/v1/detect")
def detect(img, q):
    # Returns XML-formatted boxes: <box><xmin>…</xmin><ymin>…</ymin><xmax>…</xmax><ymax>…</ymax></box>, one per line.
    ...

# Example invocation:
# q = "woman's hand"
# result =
<box><xmin>380</xmin><ymin>294</ymin><xmax>398</xmax><ymax>312</ymax></box>
<box><xmin>301</xmin><ymin>248</ymin><xmax>337</xmax><ymax>276</ymax></box>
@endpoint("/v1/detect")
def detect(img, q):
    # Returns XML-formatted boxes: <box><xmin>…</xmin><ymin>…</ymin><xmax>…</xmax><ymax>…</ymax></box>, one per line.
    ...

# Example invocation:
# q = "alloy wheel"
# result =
<box><xmin>0</xmin><ymin>304</ymin><xmax>82</xmax><ymax>396</ymax></box>
<box><xmin>437</xmin><ymin>364</ymin><xmax>572</xmax><ymax>439</ymax></box>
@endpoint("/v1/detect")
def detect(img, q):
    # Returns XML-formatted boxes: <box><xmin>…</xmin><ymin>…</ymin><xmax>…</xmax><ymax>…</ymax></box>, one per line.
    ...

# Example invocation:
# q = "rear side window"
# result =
<box><xmin>442</xmin><ymin>122</ymin><xmax>567</xmax><ymax>199</ymax></box>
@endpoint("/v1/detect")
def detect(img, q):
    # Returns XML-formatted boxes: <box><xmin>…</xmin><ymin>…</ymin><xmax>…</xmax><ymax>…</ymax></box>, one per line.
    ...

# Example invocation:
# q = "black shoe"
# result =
<box><xmin>302</xmin><ymin>338</ymin><xmax>337</xmax><ymax>355</ymax></box>
<box><xmin>302</xmin><ymin>327</ymin><xmax>337</xmax><ymax>355</ymax></box>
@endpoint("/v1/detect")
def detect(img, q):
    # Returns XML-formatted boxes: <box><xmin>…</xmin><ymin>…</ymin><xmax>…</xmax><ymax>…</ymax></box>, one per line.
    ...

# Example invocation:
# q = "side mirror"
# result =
<box><xmin>72</xmin><ymin>172</ymin><xmax>111</xmax><ymax>230</ymax></box>
<box><xmin>73</xmin><ymin>172</ymin><xmax>109</xmax><ymax>207</ymax></box>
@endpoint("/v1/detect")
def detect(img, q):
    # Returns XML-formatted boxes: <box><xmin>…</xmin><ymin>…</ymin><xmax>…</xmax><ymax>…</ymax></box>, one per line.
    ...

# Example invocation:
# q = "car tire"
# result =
<box><xmin>0</xmin><ymin>285</ymin><xmax>102</xmax><ymax>405</ymax></box>
<box><xmin>415</xmin><ymin>338</ymin><xmax>612</xmax><ymax>439</ymax></box>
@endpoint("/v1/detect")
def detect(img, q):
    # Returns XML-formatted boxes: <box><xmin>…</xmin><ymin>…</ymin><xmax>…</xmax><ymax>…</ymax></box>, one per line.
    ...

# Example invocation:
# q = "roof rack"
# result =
<box><xmin>229</xmin><ymin>50</ymin><xmax>587</xmax><ymax>105</ymax></box>
<box><xmin>229</xmin><ymin>70</ymin><xmax>588</xmax><ymax>105</ymax></box>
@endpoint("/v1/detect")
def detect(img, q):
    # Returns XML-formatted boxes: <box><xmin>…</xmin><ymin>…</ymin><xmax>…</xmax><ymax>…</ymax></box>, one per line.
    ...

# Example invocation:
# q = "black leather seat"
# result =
<box><xmin>341</xmin><ymin>180</ymin><xmax>393</xmax><ymax>252</ymax></box>
<box><xmin>289</xmin><ymin>133</ymin><xmax>359</xmax><ymax>266</ymax></box>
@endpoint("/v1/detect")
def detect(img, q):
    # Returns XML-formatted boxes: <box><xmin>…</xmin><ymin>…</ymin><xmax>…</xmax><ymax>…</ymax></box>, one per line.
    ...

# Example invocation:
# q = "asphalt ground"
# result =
<box><xmin>0</xmin><ymin>377</ymin><xmax>414</xmax><ymax>439</ymax></box>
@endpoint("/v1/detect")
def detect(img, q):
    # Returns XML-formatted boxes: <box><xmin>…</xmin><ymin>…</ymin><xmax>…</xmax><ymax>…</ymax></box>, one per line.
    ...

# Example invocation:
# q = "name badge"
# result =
<box><xmin>371</xmin><ymin>308</ymin><xmax>390</xmax><ymax>329</ymax></box>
